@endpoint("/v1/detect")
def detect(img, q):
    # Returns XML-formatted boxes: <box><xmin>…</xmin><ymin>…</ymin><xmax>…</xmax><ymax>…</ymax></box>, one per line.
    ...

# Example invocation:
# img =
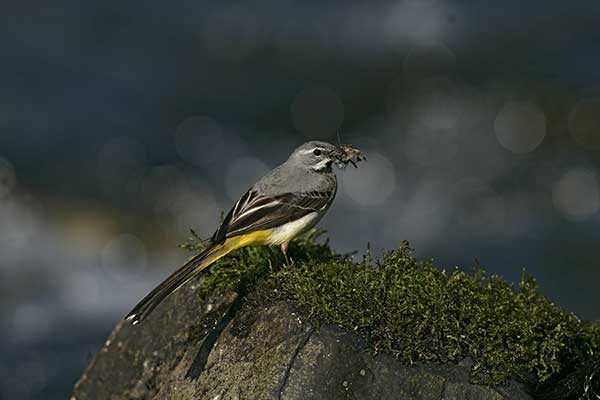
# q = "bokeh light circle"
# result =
<box><xmin>0</xmin><ymin>157</ymin><xmax>17</xmax><ymax>199</ymax></box>
<box><xmin>552</xmin><ymin>168</ymin><xmax>600</xmax><ymax>220</ymax></box>
<box><xmin>291</xmin><ymin>87</ymin><xmax>344</xmax><ymax>138</ymax></box>
<box><xmin>175</xmin><ymin>116</ymin><xmax>224</xmax><ymax>166</ymax></box>
<box><xmin>224</xmin><ymin>156</ymin><xmax>269</xmax><ymax>200</ymax></box>
<box><xmin>100</xmin><ymin>234</ymin><xmax>148</xmax><ymax>282</ymax></box>
<box><xmin>341</xmin><ymin>152</ymin><xmax>396</xmax><ymax>206</ymax></box>
<box><xmin>568</xmin><ymin>98</ymin><xmax>600</xmax><ymax>149</ymax></box>
<box><xmin>494</xmin><ymin>101</ymin><xmax>546</xmax><ymax>154</ymax></box>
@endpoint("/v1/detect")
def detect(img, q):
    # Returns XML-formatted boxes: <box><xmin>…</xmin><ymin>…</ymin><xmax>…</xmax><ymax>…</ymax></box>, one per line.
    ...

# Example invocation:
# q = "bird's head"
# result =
<box><xmin>289</xmin><ymin>140</ymin><xmax>365</xmax><ymax>172</ymax></box>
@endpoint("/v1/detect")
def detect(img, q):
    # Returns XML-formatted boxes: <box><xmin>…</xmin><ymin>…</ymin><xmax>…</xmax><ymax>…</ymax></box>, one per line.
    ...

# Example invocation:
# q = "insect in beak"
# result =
<box><xmin>332</xmin><ymin>144</ymin><xmax>366</xmax><ymax>169</ymax></box>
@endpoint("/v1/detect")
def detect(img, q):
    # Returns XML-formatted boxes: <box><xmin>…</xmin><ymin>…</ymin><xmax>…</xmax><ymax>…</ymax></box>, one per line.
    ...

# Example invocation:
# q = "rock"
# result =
<box><xmin>72</xmin><ymin>281</ymin><xmax>532</xmax><ymax>400</ymax></box>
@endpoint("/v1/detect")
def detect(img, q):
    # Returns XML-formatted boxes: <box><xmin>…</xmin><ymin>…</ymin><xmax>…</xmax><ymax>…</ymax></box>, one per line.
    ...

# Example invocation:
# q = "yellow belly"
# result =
<box><xmin>225</xmin><ymin>229</ymin><xmax>273</xmax><ymax>247</ymax></box>
<box><xmin>224</xmin><ymin>211</ymin><xmax>323</xmax><ymax>250</ymax></box>
<box><xmin>195</xmin><ymin>211</ymin><xmax>323</xmax><ymax>277</ymax></box>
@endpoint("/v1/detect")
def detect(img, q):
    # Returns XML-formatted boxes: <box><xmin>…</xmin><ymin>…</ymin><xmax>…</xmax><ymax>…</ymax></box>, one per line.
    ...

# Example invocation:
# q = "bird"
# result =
<box><xmin>125</xmin><ymin>140</ymin><xmax>364</xmax><ymax>325</ymax></box>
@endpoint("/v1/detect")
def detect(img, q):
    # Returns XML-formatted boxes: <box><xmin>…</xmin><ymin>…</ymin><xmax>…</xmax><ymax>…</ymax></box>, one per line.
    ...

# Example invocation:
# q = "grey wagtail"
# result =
<box><xmin>126</xmin><ymin>141</ymin><xmax>364</xmax><ymax>325</ymax></box>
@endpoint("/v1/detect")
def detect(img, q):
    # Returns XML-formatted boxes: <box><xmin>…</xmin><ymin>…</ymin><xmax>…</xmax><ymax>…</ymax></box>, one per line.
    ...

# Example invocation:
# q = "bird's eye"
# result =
<box><xmin>313</xmin><ymin>148</ymin><xmax>322</xmax><ymax>156</ymax></box>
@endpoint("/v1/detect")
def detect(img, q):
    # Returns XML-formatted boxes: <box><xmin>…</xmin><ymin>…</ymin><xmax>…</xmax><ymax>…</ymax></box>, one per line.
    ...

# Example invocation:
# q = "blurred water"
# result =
<box><xmin>2</xmin><ymin>0</ymin><xmax>600</xmax><ymax>398</ymax></box>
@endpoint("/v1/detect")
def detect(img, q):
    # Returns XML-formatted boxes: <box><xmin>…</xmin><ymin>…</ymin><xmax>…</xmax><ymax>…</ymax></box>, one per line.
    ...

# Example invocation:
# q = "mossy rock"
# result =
<box><xmin>71</xmin><ymin>295</ymin><xmax>529</xmax><ymax>400</ymax></box>
<box><xmin>72</xmin><ymin>232</ymin><xmax>600</xmax><ymax>399</ymax></box>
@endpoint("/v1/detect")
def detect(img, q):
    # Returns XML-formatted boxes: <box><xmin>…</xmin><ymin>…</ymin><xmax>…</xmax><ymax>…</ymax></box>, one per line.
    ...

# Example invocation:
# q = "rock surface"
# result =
<box><xmin>72</xmin><ymin>280</ymin><xmax>532</xmax><ymax>400</ymax></box>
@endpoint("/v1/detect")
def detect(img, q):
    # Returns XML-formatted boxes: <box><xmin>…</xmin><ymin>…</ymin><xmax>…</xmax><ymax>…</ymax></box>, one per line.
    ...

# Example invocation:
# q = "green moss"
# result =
<box><xmin>180</xmin><ymin>229</ymin><xmax>337</xmax><ymax>299</ymax></box>
<box><xmin>182</xmin><ymin>232</ymin><xmax>600</xmax><ymax>399</ymax></box>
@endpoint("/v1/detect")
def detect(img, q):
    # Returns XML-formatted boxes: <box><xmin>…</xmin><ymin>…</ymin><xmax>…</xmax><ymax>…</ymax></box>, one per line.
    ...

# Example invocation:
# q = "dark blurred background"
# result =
<box><xmin>2</xmin><ymin>1</ymin><xmax>600</xmax><ymax>398</ymax></box>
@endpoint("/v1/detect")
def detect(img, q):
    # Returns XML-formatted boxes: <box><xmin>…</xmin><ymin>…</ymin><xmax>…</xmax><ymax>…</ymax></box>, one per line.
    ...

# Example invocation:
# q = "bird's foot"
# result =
<box><xmin>281</xmin><ymin>242</ymin><xmax>292</xmax><ymax>266</ymax></box>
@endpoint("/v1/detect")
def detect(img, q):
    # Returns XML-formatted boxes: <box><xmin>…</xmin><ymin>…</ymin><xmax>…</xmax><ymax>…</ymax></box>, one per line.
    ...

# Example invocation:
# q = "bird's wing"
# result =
<box><xmin>211</xmin><ymin>189</ymin><xmax>335</xmax><ymax>243</ymax></box>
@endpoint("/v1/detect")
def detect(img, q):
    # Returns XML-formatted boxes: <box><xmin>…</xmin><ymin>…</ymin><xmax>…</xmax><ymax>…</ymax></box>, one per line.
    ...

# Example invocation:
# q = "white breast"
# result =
<box><xmin>266</xmin><ymin>211</ymin><xmax>324</xmax><ymax>245</ymax></box>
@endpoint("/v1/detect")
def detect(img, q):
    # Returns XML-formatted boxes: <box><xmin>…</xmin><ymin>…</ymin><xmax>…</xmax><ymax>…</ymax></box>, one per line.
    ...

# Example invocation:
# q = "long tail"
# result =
<box><xmin>125</xmin><ymin>242</ymin><xmax>234</xmax><ymax>325</ymax></box>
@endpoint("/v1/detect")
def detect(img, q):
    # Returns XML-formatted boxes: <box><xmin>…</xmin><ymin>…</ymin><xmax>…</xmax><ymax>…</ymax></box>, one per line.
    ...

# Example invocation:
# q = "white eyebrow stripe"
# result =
<box><xmin>299</xmin><ymin>147</ymin><xmax>323</xmax><ymax>155</ymax></box>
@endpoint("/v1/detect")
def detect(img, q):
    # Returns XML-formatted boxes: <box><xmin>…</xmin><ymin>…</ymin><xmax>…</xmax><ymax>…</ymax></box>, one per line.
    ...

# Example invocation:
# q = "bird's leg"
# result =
<box><xmin>280</xmin><ymin>241</ymin><xmax>291</xmax><ymax>266</ymax></box>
